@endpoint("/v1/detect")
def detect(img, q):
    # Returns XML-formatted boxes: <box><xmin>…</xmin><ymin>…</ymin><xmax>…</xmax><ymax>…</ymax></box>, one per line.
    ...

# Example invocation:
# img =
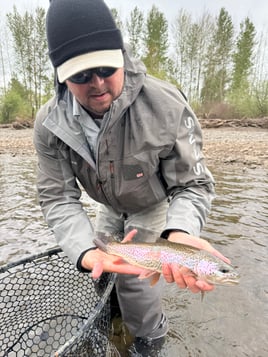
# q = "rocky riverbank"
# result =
<box><xmin>0</xmin><ymin>125</ymin><xmax>267</xmax><ymax>168</ymax></box>
<box><xmin>202</xmin><ymin>127</ymin><xmax>268</xmax><ymax>168</ymax></box>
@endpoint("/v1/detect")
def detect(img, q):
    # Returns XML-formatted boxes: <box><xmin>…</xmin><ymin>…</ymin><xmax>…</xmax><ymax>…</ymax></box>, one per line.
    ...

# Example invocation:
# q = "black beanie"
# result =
<box><xmin>46</xmin><ymin>0</ymin><xmax>124</xmax><ymax>82</ymax></box>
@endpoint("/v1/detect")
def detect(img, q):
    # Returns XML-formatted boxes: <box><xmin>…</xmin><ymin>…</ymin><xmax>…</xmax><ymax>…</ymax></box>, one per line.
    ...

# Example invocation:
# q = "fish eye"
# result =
<box><xmin>219</xmin><ymin>267</ymin><xmax>230</xmax><ymax>273</ymax></box>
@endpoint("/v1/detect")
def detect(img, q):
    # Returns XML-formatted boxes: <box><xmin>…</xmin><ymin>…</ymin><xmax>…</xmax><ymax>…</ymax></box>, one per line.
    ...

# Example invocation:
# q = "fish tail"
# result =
<box><xmin>93</xmin><ymin>237</ymin><xmax>109</xmax><ymax>253</ymax></box>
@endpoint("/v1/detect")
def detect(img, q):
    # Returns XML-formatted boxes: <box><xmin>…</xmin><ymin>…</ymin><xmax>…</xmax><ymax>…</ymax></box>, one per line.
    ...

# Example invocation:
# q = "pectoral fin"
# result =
<box><xmin>138</xmin><ymin>271</ymin><xmax>161</xmax><ymax>286</ymax></box>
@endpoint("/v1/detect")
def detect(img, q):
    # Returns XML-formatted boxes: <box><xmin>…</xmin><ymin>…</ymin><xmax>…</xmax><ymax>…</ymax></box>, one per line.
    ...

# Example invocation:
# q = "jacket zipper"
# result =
<box><xmin>95</xmin><ymin>106</ymin><xmax>113</xmax><ymax>177</ymax></box>
<box><xmin>109</xmin><ymin>160</ymin><xmax>116</xmax><ymax>206</ymax></box>
<box><xmin>95</xmin><ymin>107</ymin><xmax>114</xmax><ymax>204</ymax></box>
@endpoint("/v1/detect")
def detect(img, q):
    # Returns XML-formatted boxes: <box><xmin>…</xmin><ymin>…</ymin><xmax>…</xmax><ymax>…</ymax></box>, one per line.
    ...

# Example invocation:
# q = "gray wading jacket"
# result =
<box><xmin>34</xmin><ymin>49</ymin><xmax>215</xmax><ymax>265</ymax></box>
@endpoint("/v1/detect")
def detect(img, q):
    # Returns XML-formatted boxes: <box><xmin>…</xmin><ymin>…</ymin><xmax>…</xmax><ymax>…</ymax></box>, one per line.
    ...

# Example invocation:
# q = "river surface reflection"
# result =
<box><xmin>0</xmin><ymin>153</ymin><xmax>267</xmax><ymax>356</ymax></box>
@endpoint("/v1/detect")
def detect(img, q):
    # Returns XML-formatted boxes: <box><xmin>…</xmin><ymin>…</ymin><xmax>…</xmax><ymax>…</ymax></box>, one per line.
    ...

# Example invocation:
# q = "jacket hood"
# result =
<box><xmin>123</xmin><ymin>43</ymin><xmax>146</xmax><ymax>75</ymax></box>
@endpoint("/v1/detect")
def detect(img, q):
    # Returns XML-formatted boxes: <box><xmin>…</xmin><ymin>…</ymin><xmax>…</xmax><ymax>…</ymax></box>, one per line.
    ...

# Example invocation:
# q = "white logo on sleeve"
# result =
<box><xmin>184</xmin><ymin>116</ymin><xmax>204</xmax><ymax>176</ymax></box>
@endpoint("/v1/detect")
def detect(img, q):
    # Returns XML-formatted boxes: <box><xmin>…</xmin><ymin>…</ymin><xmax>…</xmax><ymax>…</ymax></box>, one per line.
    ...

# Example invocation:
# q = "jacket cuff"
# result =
<box><xmin>161</xmin><ymin>229</ymin><xmax>189</xmax><ymax>239</ymax></box>
<box><xmin>76</xmin><ymin>247</ymin><xmax>97</xmax><ymax>272</ymax></box>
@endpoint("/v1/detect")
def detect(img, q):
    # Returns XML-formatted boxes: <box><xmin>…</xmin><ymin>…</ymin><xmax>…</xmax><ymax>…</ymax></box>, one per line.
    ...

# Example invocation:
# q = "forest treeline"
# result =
<box><xmin>0</xmin><ymin>4</ymin><xmax>267</xmax><ymax>123</ymax></box>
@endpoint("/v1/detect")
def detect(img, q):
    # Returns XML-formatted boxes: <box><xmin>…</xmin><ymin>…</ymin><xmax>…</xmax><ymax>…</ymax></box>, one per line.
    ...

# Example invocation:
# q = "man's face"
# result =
<box><xmin>66</xmin><ymin>67</ymin><xmax>124</xmax><ymax>118</ymax></box>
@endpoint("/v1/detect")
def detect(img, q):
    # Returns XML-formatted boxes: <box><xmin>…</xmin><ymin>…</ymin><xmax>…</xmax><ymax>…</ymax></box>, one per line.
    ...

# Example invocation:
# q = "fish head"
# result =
<box><xmin>196</xmin><ymin>256</ymin><xmax>239</xmax><ymax>285</ymax></box>
<box><xmin>202</xmin><ymin>261</ymin><xmax>240</xmax><ymax>286</ymax></box>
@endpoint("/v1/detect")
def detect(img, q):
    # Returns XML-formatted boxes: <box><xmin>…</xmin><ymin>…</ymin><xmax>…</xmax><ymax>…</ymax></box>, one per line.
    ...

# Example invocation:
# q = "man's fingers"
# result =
<box><xmin>121</xmin><ymin>229</ymin><xmax>138</xmax><ymax>243</ymax></box>
<box><xmin>209</xmin><ymin>247</ymin><xmax>231</xmax><ymax>265</ymax></box>
<box><xmin>163</xmin><ymin>263</ymin><xmax>215</xmax><ymax>293</ymax></box>
<box><xmin>91</xmin><ymin>261</ymin><xmax>104</xmax><ymax>279</ymax></box>
<box><xmin>194</xmin><ymin>238</ymin><xmax>231</xmax><ymax>265</ymax></box>
<box><xmin>162</xmin><ymin>263</ymin><xmax>175</xmax><ymax>283</ymax></box>
<box><xmin>171</xmin><ymin>264</ymin><xmax>188</xmax><ymax>289</ymax></box>
<box><xmin>169</xmin><ymin>233</ymin><xmax>231</xmax><ymax>265</ymax></box>
<box><xmin>184</xmin><ymin>275</ymin><xmax>201</xmax><ymax>293</ymax></box>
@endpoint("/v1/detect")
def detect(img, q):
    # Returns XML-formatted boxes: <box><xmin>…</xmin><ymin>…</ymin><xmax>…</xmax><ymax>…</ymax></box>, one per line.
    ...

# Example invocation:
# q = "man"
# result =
<box><xmin>34</xmin><ymin>0</ymin><xmax>229</xmax><ymax>354</ymax></box>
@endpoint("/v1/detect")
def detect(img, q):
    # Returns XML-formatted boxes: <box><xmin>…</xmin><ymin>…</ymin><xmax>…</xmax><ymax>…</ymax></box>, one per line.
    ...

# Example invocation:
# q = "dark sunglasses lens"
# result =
<box><xmin>68</xmin><ymin>71</ymin><xmax>92</xmax><ymax>84</ymax></box>
<box><xmin>96</xmin><ymin>67</ymin><xmax>117</xmax><ymax>78</ymax></box>
<box><xmin>68</xmin><ymin>67</ymin><xmax>117</xmax><ymax>84</ymax></box>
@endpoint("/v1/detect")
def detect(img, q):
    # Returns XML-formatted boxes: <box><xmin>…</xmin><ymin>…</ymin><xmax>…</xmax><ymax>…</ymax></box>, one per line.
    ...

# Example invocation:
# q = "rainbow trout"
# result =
<box><xmin>94</xmin><ymin>237</ymin><xmax>240</xmax><ymax>287</ymax></box>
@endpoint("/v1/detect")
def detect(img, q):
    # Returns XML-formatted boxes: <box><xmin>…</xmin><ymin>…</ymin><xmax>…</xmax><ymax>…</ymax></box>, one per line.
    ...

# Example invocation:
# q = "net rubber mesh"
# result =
<box><xmin>0</xmin><ymin>248</ymin><xmax>119</xmax><ymax>356</ymax></box>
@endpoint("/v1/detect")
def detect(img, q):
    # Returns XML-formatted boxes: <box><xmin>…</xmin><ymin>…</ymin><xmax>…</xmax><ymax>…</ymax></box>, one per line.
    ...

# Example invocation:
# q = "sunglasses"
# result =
<box><xmin>68</xmin><ymin>67</ymin><xmax>118</xmax><ymax>84</ymax></box>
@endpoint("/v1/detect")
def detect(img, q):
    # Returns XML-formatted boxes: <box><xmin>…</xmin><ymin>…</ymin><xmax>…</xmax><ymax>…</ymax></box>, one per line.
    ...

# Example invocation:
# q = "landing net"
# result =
<box><xmin>0</xmin><ymin>248</ymin><xmax>119</xmax><ymax>356</ymax></box>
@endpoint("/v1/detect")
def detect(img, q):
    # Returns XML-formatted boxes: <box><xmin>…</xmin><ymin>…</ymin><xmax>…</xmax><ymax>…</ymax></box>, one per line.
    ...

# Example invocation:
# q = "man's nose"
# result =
<box><xmin>89</xmin><ymin>73</ymin><xmax>105</xmax><ymax>86</ymax></box>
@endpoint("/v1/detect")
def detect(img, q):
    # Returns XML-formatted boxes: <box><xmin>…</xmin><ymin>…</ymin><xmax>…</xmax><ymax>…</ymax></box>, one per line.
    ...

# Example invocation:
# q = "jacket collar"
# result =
<box><xmin>43</xmin><ymin>92</ymin><xmax>96</xmax><ymax>169</ymax></box>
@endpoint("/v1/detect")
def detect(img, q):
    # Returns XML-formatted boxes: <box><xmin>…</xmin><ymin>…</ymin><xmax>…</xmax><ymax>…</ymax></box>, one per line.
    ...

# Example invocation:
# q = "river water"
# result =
<box><xmin>0</xmin><ymin>153</ymin><xmax>267</xmax><ymax>357</ymax></box>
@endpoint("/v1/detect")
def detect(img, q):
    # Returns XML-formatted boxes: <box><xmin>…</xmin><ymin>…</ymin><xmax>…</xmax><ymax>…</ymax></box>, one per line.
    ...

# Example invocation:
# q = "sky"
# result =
<box><xmin>1</xmin><ymin>0</ymin><xmax>267</xmax><ymax>33</ymax></box>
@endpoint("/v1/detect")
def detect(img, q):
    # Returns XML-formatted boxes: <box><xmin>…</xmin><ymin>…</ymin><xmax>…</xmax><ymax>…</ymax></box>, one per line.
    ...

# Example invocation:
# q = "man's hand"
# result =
<box><xmin>164</xmin><ymin>231</ymin><xmax>231</xmax><ymax>293</ymax></box>
<box><xmin>81</xmin><ymin>229</ymin><xmax>148</xmax><ymax>279</ymax></box>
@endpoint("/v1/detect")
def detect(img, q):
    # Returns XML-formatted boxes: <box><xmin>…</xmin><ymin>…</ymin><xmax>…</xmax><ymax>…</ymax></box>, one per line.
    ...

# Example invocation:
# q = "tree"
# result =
<box><xmin>0</xmin><ymin>20</ymin><xmax>12</xmax><ymax>94</ymax></box>
<box><xmin>251</xmin><ymin>30</ymin><xmax>268</xmax><ymax>116</ymax></box>
<box><xmin>201</xmin><ymin>8</ymin><xmax>234</xmax><ymax>104</ymax></box>
<box><xmin>252</xmin><ymin>30</ymin><xmax>268</xmax><ymax>86</ymax></box>
<box><xmin>143</xmin><ymin>6</ymin><xmax>169</xmax><ymax>77</ymax></box>
<box><xmin>252</xmin><ymin>80</ymin><xmax>268</xmax><ymax>117</ymax></box>
<box><xmin>171</xmin><ymin>9</ymin><xmax>192</xmax><ymax>90</ymax></box>
<box><xmin>110</xmin><ymin>8</ymin><xmax>124</xmax><ymax>35</ymax></box>
<box><xmin>192</xmin><ymin>12</ymin><xmax>215</xmax><ymax>102</ymax></box>
<box><xmin>227</xmin><ymin>17</ymin><xmax>257</xmax><ymax>117</ymax></box>
<box><xmin>231</xmin><ymin>17</ymin><xmax>256</xmax><ymax>92</ymax></box>
<box><xmin>126</xmin><ymin>6</ymin><xmax>145</xmax><ymax>58</ymax></box>
<box><xmin>171</xmin><ymin>10</ymin><xmax>215</xmax><ymax>102</ymax></box>
<box><xmin>0</xmin><ymin>37</ymin><xmax>7</xmax><ymax>94</ymax></box>
<box><xmin>6</xmin><ymin>6</ymin><xmax>51</xmax><ymax>118</ymax></box>
<box><xmin>1</xmin><ymin>3</ymin><xmax>266</xmax><ymax>120</ymax></box>
<box><xmin>0</xmin><ymin>78</ymin><xmax>30</xmax><ymax>123</ymax></box>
